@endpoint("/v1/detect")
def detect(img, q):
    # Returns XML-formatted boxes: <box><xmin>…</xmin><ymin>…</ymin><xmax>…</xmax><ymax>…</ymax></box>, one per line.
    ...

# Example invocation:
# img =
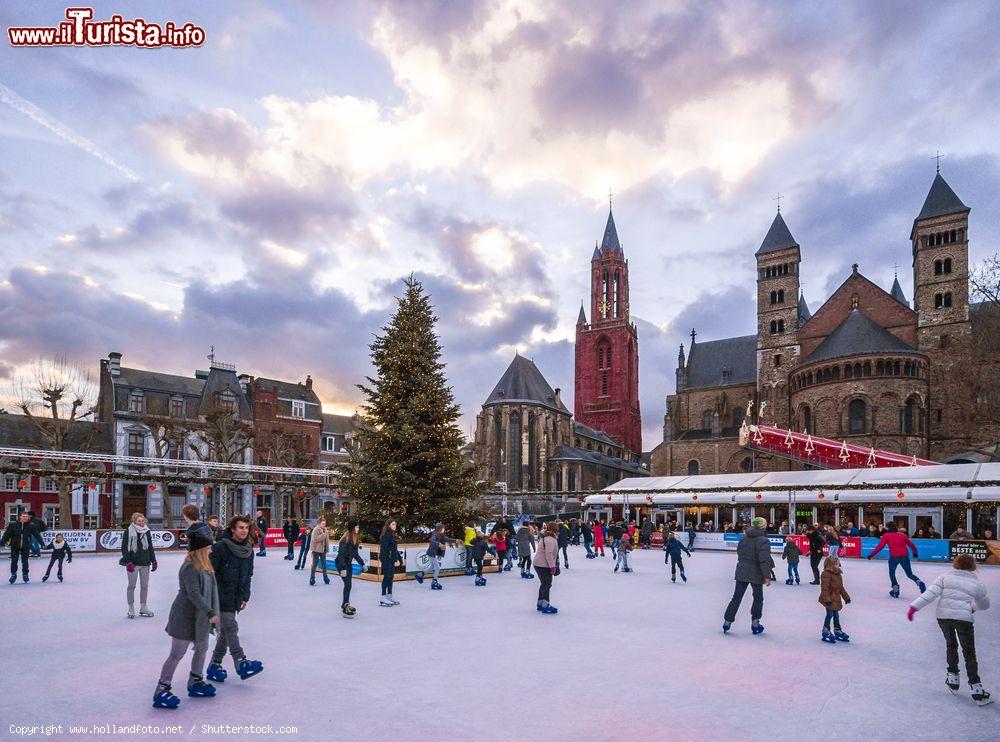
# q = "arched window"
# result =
<box><xmin>769</xmin><ymin>320</ymin><xmax>777</xmax><ymax>334</ymax></box>
<box><xmin>902</xmin><ymin>397</ymin><xmax>918</xmax><ymax>435</ymax></box>
<box><xmin>943</xmin><ymin>292</ymin><xmax>952</xmax><ymax>308</ymax></box>
<box><xmin>862</xmin><ymin>362</ymin><xmax>871</xmax><ymax>377</ymax></box>
<box><xmin>845</xmin><ymin>364</ymin><xmax>853</xmax><ymax>379</ymax></box>
<box><xmin>944</xmin><ymin>257</ymin><xmax>952</xmax><ymax>273</ymax></box>
<box><xmin>733</xmin><ymin>408</ymin><xmax>744</xmax><ymax>428</ymax></box>
<box><xmin>702</xmin><ymin>411</ymin><xmax>712</xmax><ymax>430</ymax></box>
<box><xmin>935</xmin><ymin>259</ymin><xmax>943</xmax><ymax>275</ymax></box>
<box><xmin>598</xmin><ymin>342</ymin><xmax>611</xmax><ymax>396</ymax></box>
<box><xmin>802</xmin><ymin>405</ymin><xmax>812</xmax><ymax>433</ymax></box>
<box><xmin>687</xmin><ymin>460</ymin><xmax>700</xmax><ymax>476</ymax></box>
<box><xmin>613</xmin><ymin>271</ymin><xmax>620</xmax><ymax>317</ymax></box>
<box><xmin>950</xmin><ymin>229</ymin><xmax>956</xmax><ymax>243</ymax></box>
<box><xmin>778</xmin><ymin>289</ymin><xmax>785</xmax><ymax>303</ymax></box>
<box><xmin>848</xmin><ymin>399</ymin><xmax>866</xmax><ymax>434</ymax></box>
<box><xmin>770</xmin><ymin>290</ymin><xmax>777</xmax><ymax>305</ymax></box>
<box><xmin>876</xmin><ymin>360</ymin><xmax>884</xmax><ymax>376</ymax></box>
<box><xmin>739</xmin><ymin>457</ymin><xmax>754</xmax><ymax>473</ymax></box>
<box><xmin>509</xmin><ymin>414</ymin><xmax>522</xmax><ymax>487</ymax></box>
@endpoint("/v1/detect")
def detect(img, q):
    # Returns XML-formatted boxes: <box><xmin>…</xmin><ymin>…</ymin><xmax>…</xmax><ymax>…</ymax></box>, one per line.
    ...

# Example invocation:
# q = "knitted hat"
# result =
<box><xmin>750</xmin><ymin>516</ymin><xmax>767</xmax><ymax>529</ymax></box>
<box><xmin>187</xmin><ymin>524</ymin><xmax>215</xmax><ymax>552</ymax></box>
<box><xmin>347</xmin><ymin>519</ymin><xmax>358</xmax><ymax>532</ymax></box>
<box><xmin>434</xmin><ymin>522</ymin><xmax>444</xmax><ymax>530</ymax></box>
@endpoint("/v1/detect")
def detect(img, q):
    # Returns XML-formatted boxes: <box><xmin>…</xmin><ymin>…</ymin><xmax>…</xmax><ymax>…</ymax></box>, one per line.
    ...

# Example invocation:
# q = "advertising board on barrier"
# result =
<box><xmin>98</xmin><ymin>529</ymin><xmax>177</xmax><ymax>551</ymax></box>
<box><xmin>263</xmin><ymin>528</ymin><xmax>306</xmax><ymax>548</ymax></box>
<box><xmin>326</xmin><ymin>542</ymin><xmax>371</xmax><ymax>574</ymax></box>
<box><xmin>720</xmin><ymin>533</ymin><xmax>785</xmax><ymax>553</ymax></box>
<box><xmin>948</xmin><ymin>539</ymin><xmax>1000</xmax><ymax>565</ymax></box>
<box><xmin>859</xmin><ymin>537</ymin><xmax>950</xmax><ymax>561</ymax></box>
<box><xmin>1</xmin><ymin>530</ymin><xmax>98</xmax><ymax>553</ymax></box>
<box><xmin>406</xmin><ymin>543</ymin><xmax>467</xmax><ymax>574</ymax></box>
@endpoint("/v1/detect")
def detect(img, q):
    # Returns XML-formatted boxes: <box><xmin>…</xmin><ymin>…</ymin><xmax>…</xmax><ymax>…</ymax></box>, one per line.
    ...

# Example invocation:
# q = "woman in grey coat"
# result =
<box><xmin>152</xmin><ymin>526</ymin><xmax>220</xmax><ymax>710</ymax></box>
<box><xmin>516</xmin><ymin>523</ymin><xmax>536</xmax><ymax>579</ymax></box>
<box><xmin>722</xmin><ymin>517</ymin><xmax>774</xmax><ymax>635</ymax></box>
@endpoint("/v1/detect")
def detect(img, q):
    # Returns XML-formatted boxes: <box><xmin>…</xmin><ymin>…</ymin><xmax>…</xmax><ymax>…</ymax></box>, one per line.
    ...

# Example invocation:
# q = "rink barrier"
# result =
<box><xmin>1</xmin><ymin>528</ymin><xmax>186</xmax><ymax>553</ymax></box>
<box><xmin>347</xmin><ymin>542</ymin><xmax>499</xmax><ymax>581</ymax></box>
<box><xmin>685</xmin><ymin>532</ymin><xmax>1000</xmax><ymax>564</ymax></box>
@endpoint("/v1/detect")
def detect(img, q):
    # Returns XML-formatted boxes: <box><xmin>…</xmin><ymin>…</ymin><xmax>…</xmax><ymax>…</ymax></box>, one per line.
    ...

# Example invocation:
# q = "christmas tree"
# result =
<box><xmin>343</xmin><ymin>275</ymin><xmax>479</xmax><ymax>540</ymax></box>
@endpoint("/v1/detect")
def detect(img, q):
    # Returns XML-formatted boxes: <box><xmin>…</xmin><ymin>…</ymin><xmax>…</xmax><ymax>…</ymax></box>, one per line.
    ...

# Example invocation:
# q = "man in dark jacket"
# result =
<box><xmin>255</xmin><ymin>510</ymin><xmax>268</xmax><ymax>557</ymax></box>
<box><xmin>640</xmin><ymin>518</ymin><xmax>653</xmax><ymax>549</ymax></box>
<box><xmin>581</xmin><ymin>521</ymin><xmax>595</xmax><ymax>558</ymax></box>
<box><xmin>27</xmin><ymin>511</ymin><xmax>46</xmax><ymax>557</ymax></box>
<box><xmin>282</xmin><ymin>515</ymin><xmax>299</xmax><ymax>560</ymax></box>
<box><xmin>556</xmin><ymin>520</ymin><xmax>570</xmax><ymax>569</ymax></box>
<box><xmin>207</xmin><ymin>515</ymin><xmax>262</xmax><ymax>681</ymax></box>
<box><xmin>608</xmin><ymin>521</ymin><xmax>623</xmax><ymax>558</ymax></box>
<box><xmin>723</xmin><ymin>518</ymin><xmax>774</xmax><ymax>634</ymax></box>
<box><xmin>806</xmin><ymin>524</ymin><xmax>825</xmax><ymax>584</ymax></box>
<box><xmin>2</xmin><ymin>512</ymin><xmax>37</xmax><ymax>583</ymax></box>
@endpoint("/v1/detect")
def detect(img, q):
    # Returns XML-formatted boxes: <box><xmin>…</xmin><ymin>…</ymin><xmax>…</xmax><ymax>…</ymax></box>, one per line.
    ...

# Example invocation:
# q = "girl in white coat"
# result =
<box><xmin>908</xmin><ymin>553</ymin><xmax>991</xmax><ymax>705</ymax></box>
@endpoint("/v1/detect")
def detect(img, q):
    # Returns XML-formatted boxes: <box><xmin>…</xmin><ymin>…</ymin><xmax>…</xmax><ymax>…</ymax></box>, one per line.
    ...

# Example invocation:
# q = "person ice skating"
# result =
<box><xmin>309</xmin><ymin>517</ymin><xmax>331</xmax><ymax>586</ymax></box>
<box><xmin>335</xmin><ymin>520</ymin><xmax>366</xmax><ymax>616</ymax></box>
<box><xmin>42</xmin><ymin>533</ymin><xmax>72</xmax><ymax>582</ymax></box>
<box><xmin>206</xmin><ymin>515</ymin><xmax>262</xmax><ymax>683</ymax></box>
<box><xmin>255</xmin><ymin>511</ymin><xmax>268</xmax><ymax>557</ymax></box>
<box><xmin>723</xmin><ymin>517</ymin><xmax>773</xmax><ymax>635</ymax></box>
<box><xmin>516</xmin><ymin>522</ymin><xmax>536</xmax><ymax>578</ymax></box>
<box><xmin>782</xmin><ymin>535</ymin><xmax>802</xmax><ymax>585</ymax></box>
<box><xmin>557</xmin><ymin>520</ymin><xmax>570</xmax><ymax>569</ymax></box>
<box><xmin>608</xmin><ymin>520</ymin><xmax>622</xmax><ymax>559</ymax></box>
<box><xmin>27</xmin><ymin>511</ymin><xmax>46</xmax><ymax>558</ymax></box>
<box><xmin>282</xmin><ymin>515</ymin><xmax>299</xmax><ymax>560</ymax></box>
<box><xmin>153</xmin><ymin>525</ymin><xmax>220</xmax><ymax>709</ymax></box>
<box><xmin>907</xmin><ymin>553</ymin><xmax>991</xmax><ymax>706</ymax></box>
<box><xmin>533</xmin><ymin>522</ymin><xmax>559</xmax><ymax>614</ymax></box>
<box><xmin>121</xmin><ymin>512</ymin><xmax>157</xmax><ymax>618</ymax></box>
<box><xmin>825</xmin><ymin>525</ymin><xmax>842</xmax><ymax>559</ymax></box>
<box><xmin>593</xmin><ymin>520</ymin><xmax>606</xmax><ymax>557</ymax></box>
<box><xmin>206</xmin><ymin>515</ymin><xmax>223</xmax><ymax>542</ymax></box>
<box><xmin>685</xmin><ymin>522</ymin><xmax>697</xmax><ymax>551</ymax></box>
<box><xmin>470</xmin><ymin>530</ymin><xmax>489</xmax><ymax>586</ymax></box>
<box><xmin>818</xmin><ymin>556</ymin><xmax>852</xmax><ymax>643</ymax></box>
<box><xmin>640</xmin><ymin>517</ymin><xmax>653</xmax><ymax>549</ymax></box>
<box><xmin>867</xmin><ymin>522</ymin><xmax>925</xmax><ymax>598</ymax></box>
<box><xmin>2</xmin><ymin>512</ymin><xmax>36</xmax><ymax>584</ymax></box>
<box><xmin>581</xmin><ymin>521</ymin><xmax>595</xmax><ymax>559</ymax></box>
<box><xmin>489</xmin><ymin>529</ymin><xmax>508</xmax><ymax>576</ymax></box>
<box><xmin>294</xmin><ymin>524</ymin><xmax>312</xmax><ymax>570</ymax></box>
<box><xmin>664</xmin><ymin>531</ymin><xmax>691</xmax><ymax>582</ymax></box>
<box><xmin>614</xmin><ymin>528</ymin><xmax>634</xmax><ymax>573</ymax></box>
<box><xmin>379</xmin><ymin>518</ymin><xmax>402</xmax><ymax>605</ymax></box>
<box><xmin>463</xmin><ymin>523</ymin><xmax>476</xmax><ymax>574</ymax></box>
<box><xmin>425</xmin><ymin>523</ymin><xmax>459</xmax><ymax>589</ymax></box>
<box><xmin>806</xmin><ymin>524</ymin><xmax>825</xmax><ymax>584</ymax></box>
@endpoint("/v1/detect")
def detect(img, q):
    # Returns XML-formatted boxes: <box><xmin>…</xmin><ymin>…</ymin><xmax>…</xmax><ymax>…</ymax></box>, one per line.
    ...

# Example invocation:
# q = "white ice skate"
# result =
<box><xmin>946</xmin><ymin>673</ymin><xmax>960</xmax><ymax>694</ymax></box>
<box><xmin>970</xmin><ymin>683</ymin><xmax>992</xmax><ymax>706</ymax></box>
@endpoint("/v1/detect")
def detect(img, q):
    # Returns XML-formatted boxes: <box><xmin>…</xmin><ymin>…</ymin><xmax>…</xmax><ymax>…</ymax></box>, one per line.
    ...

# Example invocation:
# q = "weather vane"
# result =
<box><xmin>933</xmin><ymin>150</ymin><xmax>943</xmax><ymax>174</ymax></box>
<box><xmin>774</xmin><ymin>191</ymin><xmax>783</xmax><ymax>213</ymax></box>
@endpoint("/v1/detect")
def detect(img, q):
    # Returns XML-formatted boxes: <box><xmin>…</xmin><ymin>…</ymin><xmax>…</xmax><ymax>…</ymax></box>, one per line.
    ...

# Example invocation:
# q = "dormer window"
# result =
<box><xmin>170</xmin><ymin>397</ymin><xmax>184</xmax><ymax>418</ymax></box>
<box><xmin>217</xmin><ymin>391</ymin><xmax>236</xmax><ymax>414</ymax></box>
<box><xmin>291</xmin><ymin>400</ymin><xmax>305</xmax><ymax>418</ymax></box>
<box><xmin>129</xmin><ymin>391</ymin><xmax>144</xmax><ymax>414</ymax></box>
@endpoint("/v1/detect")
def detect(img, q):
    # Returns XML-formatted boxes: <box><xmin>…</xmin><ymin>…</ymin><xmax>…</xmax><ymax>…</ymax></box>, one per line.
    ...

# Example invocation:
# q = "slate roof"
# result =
<box><xmin>0</xmin><ymin>413</ymin><xmax>113</xmax><ymax>453</ymax></box>
<box><xmin>802</xmin><ymin>310</ymin><xmax>921</xmax><ymax>365</ymax></box>
<box><xmin>198</xmin><ymin>367</ymin><xmax>252</xmax><ymax>418</ymax></box>
<box><xmin>252</xmin><ymin>377</ymin><xmax>321</xmax><ymax>405</ymax></box>
<box><xmin>911</xmin><ymin>173</ymin><xmax>969</xmax><ymax>239</ymax></box>
<box><xmin>548</xmin><ymin>444</ymin><xmax>647</xmax><ymax>476</ymax></box>
<box><xmin>890</xmin><ymin>275</ymin><xmax>908</xmax><ymax>306</ymax></box>
<box><xmin>599</xmin><ymin>208</ymin><xmax>622</xmax><ymax>255</ymax></box>
<box><xmin>115</xmin><ymin>367</ymin><xmax>205</xmax><ymax>397</ymax></box>
<box><xmin>577</xmin><ymin>304</ymin><xmax>587</xmax><ymax>324</ymax></box>
<box><xmin>321</xmin><ymin>413</ymin><xmax>357</xmax><ymax>435</ymax></box>
<box><xmin>797</xmin><ymin>293</ymin><xmax>812</xmax><ymax>327</ymax></box>
<box><xmin>685</xmin><ymin>334</ymin><xmax>757</xmax><ymax>389</ymax></box>
<box><xmin>484</xmin><ymin>355</ymin><xmax>569</xmax><ymax>413</ymax></box>
<box><xmin>756</xmin><ymin>212</ymin><xmax>799</xmax><ymax>256</ymax></box>
<box><xmin>573</xmin><ymin>421</ymin><xmax>618</xmax><ymax>448</ymax></box>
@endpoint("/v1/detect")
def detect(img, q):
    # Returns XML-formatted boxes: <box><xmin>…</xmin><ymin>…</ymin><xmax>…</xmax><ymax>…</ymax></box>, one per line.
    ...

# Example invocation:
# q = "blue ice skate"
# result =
<box><xmin>42</xmin><ymin>575</ymin><xmax>49</xmax><ymax>582</ymax></box>
<box><xmin>540</xmin><ymin>604</ymin><xmax>558</xmax><ymax>614</ymax></box>
<box><xmin>58</xmin><ymin>575</ymin><xmax>63</xmax><ymax>582</ymax></box>
<box><xmin>785</xmin><ymin>578</ymin><xmax>794</xmax><ymax>585</ymax></box>
<box><xmin>464</xmin><ymin>568</ymin><xmax>474</xmax><ymax>576</ymax></box>
<box><xmin>751</xmin><ymin>623</ymin><xmax>765</xmax><ymax>635</ymax></box>
<box><xmin>430</xmin><ymin>579</ymin><xmax>442</xmax><ymax>590</ymax></box>
<box><xmin>680</xmin><ymin>572</ymin><xmax>687</xmax><ymax>582</ymax></box>
<box><xmin>186</xmin><ymin>678</ymin><xmax>216</xmax><ymax>698</ymax></box>
<box><xmin>917</xmin><ymin>580</ymin><xmax>926</xmax><ymax>594</ymax></box>
<box><xmin>152</xmin><ymin>683</ymin><xmax>180</xmax><ymax>709</ymax></box>
<box><xmin>834</xmin><ymin>630</ymin><xmax>850</xmax><ymax>642</ymax></box>
<box><xmin>8</xmin><ymin>575</ymin><xmax>15</xmax><ymax>584</ymax></box>
<box><xmin>323</xmin><ymin>575</ymin><xmax>330</xmax><ymax>585</ymax></box>
<box><xmin>722</xmin><ymin>622</ymin><xmax>731</xmax><ymax>634</ymax></box>
<box><xmin>889</xmin><ymin>584</ymin><xmax>900</xmax><ymax>599</ymax></box>
<box><xmin>207</xmin><ymin>663</ymin><xmax>227</xmax><ymax>682</ymax></box>
<box><xmin>414</xmin><ymin>572</ymin><xmax>425</xmax><ymax>584</ymax></box>
<box><xmin>309</xmin><ymin>577</ymin><xmax>315</xmax><ymax>586</ymax></box>
<box><xmin>237</xmin><ymin>659</ymin><xmax>263</xmax><ymax>680</ymax></box>
<box><xmin>822</xmin><ymin>629</ymin><xmax>837</xmax><ymax>644</ymax></box>
<box><xmin>475</xmin><ymin>576</ymin><xmax>487</xmax><ymax>586</ymax></box>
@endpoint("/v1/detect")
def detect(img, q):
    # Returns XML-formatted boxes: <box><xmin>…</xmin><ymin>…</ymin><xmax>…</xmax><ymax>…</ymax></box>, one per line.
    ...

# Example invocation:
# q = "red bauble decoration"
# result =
<box><xmin>606</xmin><ymin>495</ymin><xmax>612</xmax><ymax>502</ymax></box>
<box><xmin>204</xmin><ymin>486</ymin><xmax>211</xmax><ymax>494</ymax></box>
<box><xmin>692</xmin><ymin>495</ymin><xmax>698</xmax><ymax>502</ymax></box>
<box><xmin>17</xmin><ymin>480</ymin><xmax>26</xmax><ymax>488</ymax></box>
<box><xmin>148</xmin><ymin>484</ymin><xmax>156</xmax><ymax>491</ymax></box>
<box><xmin>88</xmin><ymin>483</ymin><xmax>96</xmax><ymax>489</ymax></box>
<box><xmin>254</xmin><ymin>488</ymin><xmax>260</xmax><ymax>495</ymax></box>
<box><xmin>818</xmin><ymin>492</ymin><xmax>825</xmax><ymax>500</ymax></box>
<box><xmin>897</xmin><ymin>491</ymin><xmax>905</xmax><ymax>499</ymax></box>
<box><xmin>755</xmin><ymin>494</ymin><xmax>762</xmax><ymax>500</ymax></box>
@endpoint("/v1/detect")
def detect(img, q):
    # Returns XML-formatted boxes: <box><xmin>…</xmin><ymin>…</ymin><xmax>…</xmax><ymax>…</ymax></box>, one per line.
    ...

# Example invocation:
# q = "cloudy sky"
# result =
<box><xmin>1</xmin><ymin>0</ymin><xmax>999</xmax><ymax>449</ymax></box>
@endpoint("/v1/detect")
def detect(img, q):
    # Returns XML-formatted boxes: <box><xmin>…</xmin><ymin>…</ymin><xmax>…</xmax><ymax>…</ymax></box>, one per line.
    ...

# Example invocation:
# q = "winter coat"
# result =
<box><xmin>464</xmin><ymin>527</ymin><xmax>476</xmax><ymax>546</ymax></box>
<box><xmin>533</xmin><ymin>534</ymin><xmax>559</xmax><ymax>569</ymax></box>
<box><xmin>310</xmin><ymin>525</ymin><xmax>330</xmax><ymax>554</ymax></box>
<box><xmin>515</xmin><ymin>526</ymin><xmax>535</xmax><ymax>556</ymax></box>
<box><xmin>733</xmin><ymin>527</ymin><xmax>774</xmax><ymax>584</ymax></box>
<box><xmin>869</xmin><ymin>532</ymin><xmax>917</xmax><ymax>559</ymax></box>
<box><xmin>608</xmin><ymin>524</ymin><xmax>623</xmax><ymax>540</ymax></box>
<box><xmin>335</xmin><ymin>538</ymin><xmax>366</xmax><ymax>573</ymax></box>
<box><xmin>581</xmin><ymin>523</ymin><xmax>594</xmax><ymax>544</ymax></box>
<box><xmin>44</xmin><ymin>540</ymin><xmax>73</xmax><ymax>561</ymax></box>
<box><xmin>489</xmin><ymin>534</ymin><xmax>507</xmax><ymax>553</ymax></box>
<box><xmin>209</xmin><ymin>535</ymin><xmax>254</xmax><ymax>613</ymax></box>
<box><xmin>379</xmin><ymin>531</ymin><xmax>401</xmax><ymax>567</ymax></box>
<box><xmin>641</xmin><ymin>520</ymin><xmax>653</xmax><ymax>537</ymax></box>
<box><xmin>663</xmin><ymin>538</ymin><xmax>690</xmax><ymax>560</ymax></box>
<box><xmin>282</xmin><ymin>520</ymin><xmax>299</xmax><ymax>542</ymax></box>
<box><xmin>619</xmin><ymin>535</ymin><xmax>634</xmax><ymax>552</ymax></box>
<box><xmin>29</xmin><ymin>517</ymin><xmax>47</xmax><ymax>541</ymax></box>
<box><xmin>557</xmin><ymin>526</ymin><xmax>569</xmax><ymax>548</ymax></box>
<box><xmin>910</xmin><ymin>569</ymin><xmax>990</xmax><ymax>623</ymax></box>
<box><xmin>825</xmin><ymin>530</ymin><xmax>842</xmax><ymax>547</ymax></box>
<box><xmin>782</xmin><ymin>541</ymin><xmax>802</xmax><ymax>564</ymax></box>
<box><xmin>427</xmin><ymin>531</ymin><xmax>457</xmax><ymax>557</ymax></box>
<box><xmin>1</xmin><ymin>522</ymin><xmax>39</xmax><ymax>551</ymax></box>
<box><xmin>120</xmin><ymin>527</ymin><xmax>156</xmax><ymax>567</ymax></box>
<box><xmin>818</xmin><ymin>564</ymin><xmax>851</xmax><ymax>611</ymax></box>
<box><xmin>470</xmin><ymin>536</ymin><xmax>489</xmax><ymax>560</ymax></box>
<box><xmin>256</xmin><ymin>517</ymin><xmax>268</xmax><ymax>537</ymax></box>
<box><xmin>165</xmin><ymin>561</ymin><xmax>219</xmax><ymax>642</ymax></box>
<box><xmin>593</xmin><ymin>524</ymin><xmax>605</xmax><ymax>547</ymax></box>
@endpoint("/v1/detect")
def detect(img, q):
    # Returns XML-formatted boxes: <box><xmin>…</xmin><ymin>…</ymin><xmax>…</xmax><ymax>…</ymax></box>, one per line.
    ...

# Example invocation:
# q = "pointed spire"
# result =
<box><xmin>591</xmin><ymin>240</ymin><xmax>601</xmax><ymax>261</ymax></box>
<box><xmin>678</xmin><ymin>343</ymin><xmax>686</xmax><ymax>365</ymax></box>
<box><xmin>756</xmin><ymin>211</ymin><xmax>799</xmax><ymax>256</ymax></box>
<box><xmin>890</xmin><ymin>273</ymin><xmax>908</xmax><ymax>307</ymax></box>
<box><xmin>599</xmin><ymin>207</ymin><xmax>622</xmax><ymax>255</ymax></box>
<box><xmin>915</xmin><ymin>172</ymin><xmax>968</xmax><ymax>222</ymax></box>
<box><xmin>577</xmin><ymin>303</ymin><xmax>587</xmax><ymax>325</ymax></box>
<box><xmin>797</xmin><ymin>291</ymin><xmax>811</xmax><ymax>327</ymax></box>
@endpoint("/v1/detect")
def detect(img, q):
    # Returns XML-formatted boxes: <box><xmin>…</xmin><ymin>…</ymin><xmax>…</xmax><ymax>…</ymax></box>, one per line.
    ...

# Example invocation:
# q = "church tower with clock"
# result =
<box><xmin>574</xmin><ymin>206</ymin><xmax>642</xmax><ymax>457</ymax></box>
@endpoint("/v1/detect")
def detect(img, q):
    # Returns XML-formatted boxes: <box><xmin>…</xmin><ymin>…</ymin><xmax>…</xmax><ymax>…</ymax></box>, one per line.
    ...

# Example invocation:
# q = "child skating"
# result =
<box><xmin>335</xmin><ymin>520</ymin><xmax>366</xmax><ymax>616</ymax></box>
<box><xmin>470</xmin><ymin>530</ymin><xmax>489</xmax><ymax>586</ymax></box>
<box><xmin>613</xmin><ymin>529</ymin><xmax>633</xmax><ymax>572</ymax></box>
<box><xmin>489</xmin><ymin>529</ymin><xmax>508</xmax><ymax>576</ymax></box>
<box><xmin>782</xmin><ymin>535</ymin><xmax>802</xmax><ymax>585</ymax></box>
<box><xmin>908</xmin><ymin>553</ymin><xmax>991</xmax><ymax>706</ymax></box>
<box><xmin>421</xmin><ymin>522</ymin><xmax>459</xmax><ymax>590</ymax></box>
<box><xmin>818</xmin><ymin>556</ymin><xmax>851</xmax><ymax>643</ymax></box>
<box><xmin>663</xmin><ymin>531</ymin><xmax>691</xmax><ymax>582</ymax></box>
<box><xmin>153</xmin><ymin>525</ymin><xmax>220</xmax><ymax>709</ymax></box>
<box><xmin>42</xmin><ymin>534</ymin><xmax>72</xmax><ymax>582</ymax></box>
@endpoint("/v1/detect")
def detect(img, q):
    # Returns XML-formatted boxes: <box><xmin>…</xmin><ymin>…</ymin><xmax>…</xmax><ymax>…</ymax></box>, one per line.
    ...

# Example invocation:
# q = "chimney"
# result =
<box><xmin>305</xmin><ymin>374</ymin><xmax>312</xmax><ymax>390</ymax></box>
<box><xmin>108</xmin><ymin>351</ymin><xmax>122</xmax><ymax>378</ymax></box>
<box><xmin>238</xmin><ymin>374</ymin><xmax>251</xmax><ymax>394</ymax></box>
<box><xmin>554</xmin><ymin>387</ymin><xmax>562</xmax><ymax>407</ymax></box>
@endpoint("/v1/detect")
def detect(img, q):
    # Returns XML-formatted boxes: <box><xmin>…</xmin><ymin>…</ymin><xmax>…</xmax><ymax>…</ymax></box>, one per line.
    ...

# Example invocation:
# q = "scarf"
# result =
<box><xmin>221</xmin><ymin>536</ymin><xmax>253</xmax><ymax>559</ymax></box>
<box><xmin>128</xmin><ymin>523</ymin><xmax>150</xmax><ymax>554</ymax></box>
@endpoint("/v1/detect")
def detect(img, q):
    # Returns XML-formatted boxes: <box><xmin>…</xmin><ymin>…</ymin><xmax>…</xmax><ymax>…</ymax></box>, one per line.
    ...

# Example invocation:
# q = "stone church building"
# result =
<box><xmin>472</xmin><ymin>208</ymin><xmax>647</xmax><ymax>491</ymax></box>
<box><xmin>651</xmin><ymin>171</ymin><xmax>999</xmax><ymax>476</ymax></box>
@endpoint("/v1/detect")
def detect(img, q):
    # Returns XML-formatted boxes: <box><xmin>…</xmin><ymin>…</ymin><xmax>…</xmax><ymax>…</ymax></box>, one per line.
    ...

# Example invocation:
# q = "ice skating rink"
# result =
<box><xmin>2</xmin><ymin>546</ymin><xmax>997</xmax><ymax>742</ymax></box>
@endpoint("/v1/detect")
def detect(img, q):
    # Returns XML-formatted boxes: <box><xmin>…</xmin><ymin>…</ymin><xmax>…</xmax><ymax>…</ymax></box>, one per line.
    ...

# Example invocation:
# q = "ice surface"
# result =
<box><xmin>2</xmin><ymin>546</ymin><xmax>997</xmax><ymax>741</ymax></box>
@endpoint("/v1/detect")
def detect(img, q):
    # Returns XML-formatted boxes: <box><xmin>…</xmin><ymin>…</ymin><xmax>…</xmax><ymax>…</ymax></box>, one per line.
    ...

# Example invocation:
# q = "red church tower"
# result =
<box><xmin>574</xmin><ymin>207</ymin><xmax>642</xmax><ymax>456</ymax></box>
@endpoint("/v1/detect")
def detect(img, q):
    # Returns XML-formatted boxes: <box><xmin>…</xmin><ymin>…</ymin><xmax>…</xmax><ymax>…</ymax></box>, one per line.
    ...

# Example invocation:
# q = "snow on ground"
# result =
<box><xmin>2</xmin><ymin>546</ymin><xmax>998</xmax><ymax>742</ymax></box>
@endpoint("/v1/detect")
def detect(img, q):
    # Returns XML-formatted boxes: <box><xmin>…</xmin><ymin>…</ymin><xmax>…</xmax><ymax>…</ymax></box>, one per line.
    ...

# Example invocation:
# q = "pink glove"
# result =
<box><xmin>127</xmin><ymin>563</ymin><xmax>135</xmax><ymax>573</ymax></box>
<box><xmin>907</xmin><ymin>606</ymin><xmax>916</xmax><ymax>622</ymax></box>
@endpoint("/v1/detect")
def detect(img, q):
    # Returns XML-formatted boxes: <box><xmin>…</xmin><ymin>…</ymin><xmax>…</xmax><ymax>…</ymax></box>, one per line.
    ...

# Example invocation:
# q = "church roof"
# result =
<box><xmin>803</xmin><ymin>309</ymin><xmax>920</xmax><ymax>365</ymax></box>
<box><xmin>890</xmin><ymin>275</ymin><xmax>908</xmax><ymax>306</ymax></box>
<box><xmin>577</xmin><ymin>304</ymin><xmax>587</xmax><ymax>324</ymax></box>
<box><xmin>686</xmin><ymin>334</ymin><xmax>757</xmax><ymax>389</ymax></box>
<box><xmin>549</xmin><ymin>444</ymin><xmax>647</xmax><ymax>476</ymax></box>
<box><xmin>797</xmin><ymin>293</ymin><xmax>812</xmax><ymax>327</ymax></box>
<box><xmin>573</xmin><ymin>421</ymin><xmax>618</xmax><ymax>448</ymax></box>
<box><xmin>916</xmin><ymin>173</ymin><xmax>969</xmax><ymax>222</ymax></box>
<box><xmin>756</xmin><ymin>212</ymin><xmax>799</xmax><ymax>256</ymax></box>
<box><xmin>483</xmin><ymin>354</ymin><xmax>569</xmax><ymax>413</ymax></box>
<box><xmin>598</xmin><ymin>208</ymin><xmax>622</xmax><ymax>255</ymax></box>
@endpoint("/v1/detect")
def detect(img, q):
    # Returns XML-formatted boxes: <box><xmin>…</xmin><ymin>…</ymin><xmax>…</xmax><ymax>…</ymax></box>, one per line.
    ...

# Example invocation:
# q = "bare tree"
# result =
<box><xmin>7</xmin><ymin>357</ymin><xmax>103</xmax><ymax>528</ymax></box>
<box><xmin>970</xmin><ymin>252</ymin><xmax>1000</xmax><ymax>308</ymax></box>
<box><xmin>140</xmin><ymin>414</ymin><xmax>189</xmax><ymax>529</ymax></box>
<box><xmin>263</xmin><ymin>430</ymin><xmax>316</xmax><ymax>522</ymax></box>
<box><xmin>187</xmin><ymin>392</ymin><xmax>254</xmax><ymax>521</ymax></box>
